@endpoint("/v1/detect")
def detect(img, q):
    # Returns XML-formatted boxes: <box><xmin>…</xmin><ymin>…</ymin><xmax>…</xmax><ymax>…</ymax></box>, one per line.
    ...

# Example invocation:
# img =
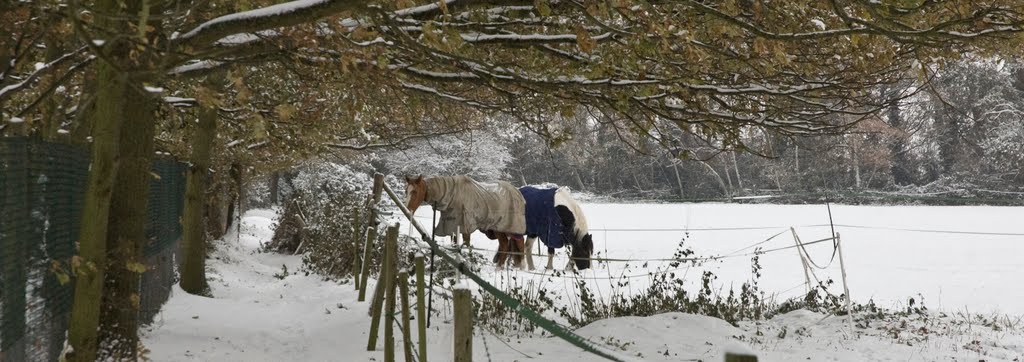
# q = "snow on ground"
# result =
<box><xmin>741</xmin><ymin>308</ymin><xmax>1024</xmax><ymax>361</ymax></box>
<box><xmin>144</xmin><ymin>206</ymin><xmax>1024</xmax><ymax>361</ymax></box>
<box><xmin>402</xmin><ymin>203</ymin><xmax>1024</xmax><ymax>316</ymax></box>
<box><xmin>143</xmin><ymin>209</ymin><xmax>351</xmax><ymax>360</ymax></box>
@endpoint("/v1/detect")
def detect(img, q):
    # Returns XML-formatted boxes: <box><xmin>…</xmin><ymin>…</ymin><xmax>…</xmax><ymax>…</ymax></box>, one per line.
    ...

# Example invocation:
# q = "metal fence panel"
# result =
<box><xmin>0</xmin><ymin>137</ymin><xmax>186</xmax><ymax>362</ymax></box>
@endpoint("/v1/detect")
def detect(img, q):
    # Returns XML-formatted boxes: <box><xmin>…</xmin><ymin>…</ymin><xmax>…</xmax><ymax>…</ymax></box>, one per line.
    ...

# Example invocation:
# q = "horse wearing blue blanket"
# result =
<box><xmin>519</xmin><ymin>185</ymin><xmax>594</xmax><ymax>271</ymax></box>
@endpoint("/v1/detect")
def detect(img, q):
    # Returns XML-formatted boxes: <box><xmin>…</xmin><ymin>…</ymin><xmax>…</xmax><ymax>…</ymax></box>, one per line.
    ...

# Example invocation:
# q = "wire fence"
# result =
<box><xmin>379</xmin><ymin>178</ymin><xmax>635</xmax><ymax>361</ymax></box>
<box><xmin>0</xmin><ymin>137</ymin><xmax>186</xmax><ymax>362</ymax></box>
<box><xmin>585</xmin><ymin>189</ymin><xmax>1024</xmax><ymax>206</ymax></box>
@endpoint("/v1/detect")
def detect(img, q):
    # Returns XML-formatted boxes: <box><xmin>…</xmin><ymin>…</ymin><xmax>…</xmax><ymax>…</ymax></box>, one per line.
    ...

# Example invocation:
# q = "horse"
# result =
<box><xmin>519</xmin><ymin>185</ymin><xmax>594</xmax><ymax>271</ymax></box>
<box><xmin>404</xmin><ymin>175</ymin><xmax>527</xmax><ymax>268</ymax></box>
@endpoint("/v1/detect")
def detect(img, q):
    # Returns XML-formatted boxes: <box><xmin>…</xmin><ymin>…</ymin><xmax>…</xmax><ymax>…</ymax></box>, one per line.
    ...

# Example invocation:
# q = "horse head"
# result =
<box><xmin>570</xmin><ymin>233</ymin><xmax>594</xmax><ymax>270</ymax></box>
<box><xmin>404</xmin><ymin>175</ymin><xmax>427</xmax><ymax>213</ymax></box>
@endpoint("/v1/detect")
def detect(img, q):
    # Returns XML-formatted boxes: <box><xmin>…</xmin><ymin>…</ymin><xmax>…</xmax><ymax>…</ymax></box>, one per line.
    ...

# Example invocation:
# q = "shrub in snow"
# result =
<box><xmin>244</xmin><ymin>177</ymin><xmax>271</xmax><ymax>209</ymax></box>
<box><xmin>266</xmin><ymin>161</ymin><xmax>374</xmax><ymax>280</ymax></box>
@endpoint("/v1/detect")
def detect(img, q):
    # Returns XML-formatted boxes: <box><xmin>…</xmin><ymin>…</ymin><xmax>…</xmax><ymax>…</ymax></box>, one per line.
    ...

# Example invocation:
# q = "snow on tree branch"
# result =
<box><xmin>175</xmin><ymin>0</ymin><xmax>364</xmax><ymax>50</ymax></box>
<box><xmin>0</xmin><ymin>47</ymin><xmax>88</xmax><ymax>103</ymax></box>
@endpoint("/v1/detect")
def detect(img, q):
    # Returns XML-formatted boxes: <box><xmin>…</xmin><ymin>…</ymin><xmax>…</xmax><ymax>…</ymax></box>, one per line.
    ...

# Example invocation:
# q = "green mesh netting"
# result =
<box><xmin>0</xmin><ymin>137</ymin><xmax>186</xmax><ymax>362</ymax></box>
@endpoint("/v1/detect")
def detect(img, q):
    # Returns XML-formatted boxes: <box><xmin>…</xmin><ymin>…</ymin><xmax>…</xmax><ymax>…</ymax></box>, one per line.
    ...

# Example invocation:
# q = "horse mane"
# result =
<box><xmin>553</xmin><ymin>187</ymin><xmax>589</xmax><ymax>242</ymax></box>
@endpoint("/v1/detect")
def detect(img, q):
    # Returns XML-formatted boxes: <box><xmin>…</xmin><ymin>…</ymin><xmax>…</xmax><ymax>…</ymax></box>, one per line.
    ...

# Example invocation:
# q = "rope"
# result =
<box><xmin>778</xmin><ymin>282</ymin><xmax>808</xmax><ymax>296</ymax></box>
<box><xmin>589</xmin><ymin>226</ymin><xmax>791</xmax><ymax>232</ymax></box>
<box><xmin>795</xmin><ymin>230</ymin><xmax>837</xmax><ymax>270</ymax></box>
<box><xmin>439</xmin><ymin>234</ymin><xmax>834</xmax><ymax>265</ymax></box>
<box><xmin>721</xmin><ymin>229</ymin><xmax>789</xmax><ymax>258</ymax></box>
<box><xmin>816</xmin><ymin>223</ymin><xmax>1024</xmax><ymax>237</ymax></box>
<box><xmin>589</xmin><ymin>190</ymin><xmax>1024</xmax><ymax>205</ymax></box>
<box><xmin>583</xmin><ymin>223</ymin><xmax>1024</xmax><ymax>237</ymax></box>
<box><xmin>519</xmin><ymin>266</ymin><xmax>693</xmax><ymax>280</ymax></box>
<box><xmin>731</xmin><ymin>236</ymin><xmax>836</xmax><ymax>258</ymax></box>
<box><xmin>478</xmin><ymin>323</ymin><xmax>494</xmax><ymax>362</ymax></box>
<box><xmin>480</xmin><ymin>325</ymin><xmax>534</xmax><ymax>359</ymax></box>
<box><xmin>399</xmin><ymin>207</ymin><xmax>1024</xmax><ymax>237</ymax></box>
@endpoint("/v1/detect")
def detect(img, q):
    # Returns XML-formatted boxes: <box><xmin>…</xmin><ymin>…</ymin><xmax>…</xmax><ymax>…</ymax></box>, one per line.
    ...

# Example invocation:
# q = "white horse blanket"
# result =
<box><xmin>425</xmin><ymin>175</ymin><xmax>527</xmax><ymax>236</ymax></box>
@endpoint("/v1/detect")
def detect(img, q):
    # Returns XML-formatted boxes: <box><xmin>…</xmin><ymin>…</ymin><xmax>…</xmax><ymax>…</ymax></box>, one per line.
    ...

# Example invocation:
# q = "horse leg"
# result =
<box><xmin>495</xmin><ymin>235</ymin><xmax>509</xmax><ymax>268</ymax></box>
<box><xmin>524</xmin><ymin>237</ymin><xmax>537</xmax><ymax>270</ymax></box>
<box><xmin>545</xmin><ymin>247</ymin><xmax>555</xmax><ymax>270</ymax></box>
<box><xmin>512</xmin><ymin>236</ymin><xmax>525</xmax><ymax>269</ymax></box>
<box><xmin>463</xmin><ymin>231</ymin><xmax>472</xmax><ymax>248</ymax></box>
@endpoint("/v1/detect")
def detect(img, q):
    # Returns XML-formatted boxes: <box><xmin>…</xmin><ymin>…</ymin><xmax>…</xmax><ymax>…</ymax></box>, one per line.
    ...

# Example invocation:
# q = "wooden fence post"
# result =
<box><xmin>399</xmin><ymin>270</ymin><xmax>413</xmax><ymax>362</ymax></box>
<box><xmin>384</xmin><ymin>225</ymin><xmax>399</xmax><ymax>362</ymax></box>
<box><xmin>453</xmin><ymin>287</ymin><xmax>473</xmax><ymax>362</ymax></box>
<box><xmin>360</xmin><ymin>174</ymin><xmax>384</xmax><ymax>295</ymax></box>
<box><xmin>358</xmin><ymin>225</ymin><xmax>378</xmax><ymax>302</ymax></box>
<box><xmin>351</xmin><ymin>199</ymin><xmax>366</xmax><ymax>290</ymax></box>
<box><xmin>369</xmin><ymin>174</ymin><xmax>384</xmax><ymax>230</ymax></box>
<box><xmin>414</xmin><ymin>255</ymin><xmax>427</xmax><ymax>362</ymax></box>
<box><xmin>368</xmin><ymin>266</ymin><xmax>385</xmax><ymax>313</ymax></box>
<box><xmin>724</xmin><ymin>352</ymin><xmax>758</xmax><ymax>362</ymax></box>
<box><xmin>367</xmin><ymin>224</ymin><xmax>397</xmax><ymax>351</ymax></box>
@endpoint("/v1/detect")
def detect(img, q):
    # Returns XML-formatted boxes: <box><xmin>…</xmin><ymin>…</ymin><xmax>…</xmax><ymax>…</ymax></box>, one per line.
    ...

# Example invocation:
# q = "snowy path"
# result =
<box><xmin>143</xmin><ymin>209</ymin><xmax>352</xmax><ymax>360</ymax></box>
<box><xmin>144</xmin><ymin>209</ymin><xmax>1024</xmax><ymax>361</ymax></box>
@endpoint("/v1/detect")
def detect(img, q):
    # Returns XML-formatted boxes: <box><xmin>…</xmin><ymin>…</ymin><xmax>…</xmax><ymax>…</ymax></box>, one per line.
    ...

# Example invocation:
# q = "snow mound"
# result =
<box><xmin>574</xmin><ymin>313</ymin><xmax>753</xmax><ymax>361</ymax></box>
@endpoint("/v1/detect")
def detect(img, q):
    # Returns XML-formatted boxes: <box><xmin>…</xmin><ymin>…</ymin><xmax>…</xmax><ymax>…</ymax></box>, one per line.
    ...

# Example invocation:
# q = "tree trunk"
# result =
<box><xmin>573</xmin><ymin>169</ymin><xmax>586</xmax><ymax>190</ymax></box>
<box><xmin>65</xmin><ymin>58</ymin><xmax>128</xmax><ymax>362</ymax></box>
<box><xmin>794</xmin><ymin>144</ymin><xmax>802</xmax><ymax>189</ymax></box>
<box><xmin>885</xmin><ymin>99</ymin><xmax>914</xmax><ymax>186</ymax></box>
<box><xmin>731</xmin><ymin>151</ymin><xmax>744</xmax><ymax>192</ymax></box>
<box><xmin>721</xmin><ymin>157</ymin><xmax>734</xmax><ymax>192</ymax></box>
<box><xmin>852</xmin><ymin>146</ymin><xmax>862</xmax><ymax>189</ymax></box>
<box><xmin>97</xmin><ymin>84</ymin><xmax>156</xmax><ymax>360</ymax></box>
<box><xmin>698</xmin><ymin>160</ymin><xmax>729</xmax><ymax>196</ymax></box>
<box><xmin>671</xmin><ymin>162</ymin><xmax>685</xmax><ymax>198</ymax></box>
<box><xmin>269</xmin><ymin>171</ymin><xmax>280</xmax><ymax>205</ymax></box>
<box><xmin>180</xmin><ymin>84</ymin><xmax>220</xmax><ymax>295</ymax></box>
<box><xmin>225</xmin><ymin>162</ymin><xmax>243</xmax><ymax>235</ymax></box>
<box><xmin>205</xmin><ymin>181</ymin><xmax>227</xmax><ymax>240</ymax></box>
<box><xmin>225</xmin><ymin>196</ymin><xmax>236</xmax><ymax>236</ymax></box>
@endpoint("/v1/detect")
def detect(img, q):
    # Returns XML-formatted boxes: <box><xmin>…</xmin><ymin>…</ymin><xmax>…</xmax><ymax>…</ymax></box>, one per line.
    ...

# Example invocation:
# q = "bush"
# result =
<box><xmin>266</xmin><ymin>161</ymin><xmax>374</xmax><ymax>280</ymax></box>
<box><xmin>471</xmin><ymin>235</ymin><xmax>860</xmax><ymax>336</ymax></box>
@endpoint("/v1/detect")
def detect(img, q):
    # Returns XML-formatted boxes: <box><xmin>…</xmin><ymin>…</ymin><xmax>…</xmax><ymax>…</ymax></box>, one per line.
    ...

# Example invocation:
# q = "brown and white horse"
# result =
<box><xmin>403</xmin><ymin>175</ymin><xmax>526</xmax><ymax>268</ymax></box>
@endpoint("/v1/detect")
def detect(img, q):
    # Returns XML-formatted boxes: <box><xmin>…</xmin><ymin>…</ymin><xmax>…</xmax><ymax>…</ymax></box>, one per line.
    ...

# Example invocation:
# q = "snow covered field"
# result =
<box><xmin>404</xmin><ymin>202</ymin><xmax>1024</xmax><ymax>316</ymax></box>
<box><xmin>143</xmin><ymin>205</ymin><xmax>1024</xmax><ymax>361</ymax></box>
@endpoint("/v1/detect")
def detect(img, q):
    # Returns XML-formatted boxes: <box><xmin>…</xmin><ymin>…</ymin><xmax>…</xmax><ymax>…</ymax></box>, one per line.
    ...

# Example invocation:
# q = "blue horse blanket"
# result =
<box><xmin>519</xmin><ymin>186</ymin><xmax>568</xmax><ymax>249</ymax></box>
